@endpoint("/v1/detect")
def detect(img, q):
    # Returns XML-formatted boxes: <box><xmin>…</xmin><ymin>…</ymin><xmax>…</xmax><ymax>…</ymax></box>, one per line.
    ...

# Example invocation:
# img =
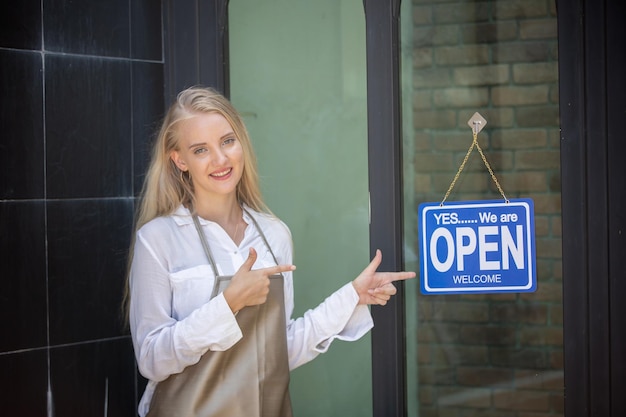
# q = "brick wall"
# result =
<box><xmin>408</xmin><ymin>1</ymin><xmax>562</xmax><ymax>416</ymax></box>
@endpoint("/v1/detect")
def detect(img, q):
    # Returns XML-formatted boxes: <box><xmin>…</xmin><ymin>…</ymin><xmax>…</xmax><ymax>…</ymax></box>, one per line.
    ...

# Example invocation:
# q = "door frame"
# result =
<box><xmin>362</xmin><ymin>1</ymin><xmax>407</xmax><ymax>416</ymax></box>
<box><xmin>161</xmin><ymin>0</ymin><xmax>626</xmax><ymax>416</ymax></box>
<box><xmin>558</xmin><ymin>0</ymin><xmax>626</xmax><ymax>416</ymax></box>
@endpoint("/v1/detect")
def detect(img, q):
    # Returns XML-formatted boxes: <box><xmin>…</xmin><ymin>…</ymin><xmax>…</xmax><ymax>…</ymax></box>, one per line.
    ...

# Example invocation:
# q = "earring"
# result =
<box><xmin>179</xmin><ymin>168</ymin><xmax>189</xmax><ymax>183</ymax></box>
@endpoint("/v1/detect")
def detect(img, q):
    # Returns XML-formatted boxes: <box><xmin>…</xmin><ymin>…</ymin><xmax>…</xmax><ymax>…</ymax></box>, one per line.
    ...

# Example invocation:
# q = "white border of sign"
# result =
<box><xmin>419</xmin><ymin>199</ymin><xmax>536</xmax><ymax>294</ymax></box>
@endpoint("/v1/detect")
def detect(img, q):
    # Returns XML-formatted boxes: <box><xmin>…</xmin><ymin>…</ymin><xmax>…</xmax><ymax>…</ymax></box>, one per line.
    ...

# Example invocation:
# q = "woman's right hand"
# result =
<box><xmin>222</xmin><ymin>247</ymin><xmax>296</xmax><ymax>313</ymax></box>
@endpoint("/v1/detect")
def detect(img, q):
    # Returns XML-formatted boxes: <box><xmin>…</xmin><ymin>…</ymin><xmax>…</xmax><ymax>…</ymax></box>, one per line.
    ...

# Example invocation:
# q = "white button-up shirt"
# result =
<box><xmin>129</xmin><ymin>205</ymin><xmax>374</xmax><ymax>416</ymax></box>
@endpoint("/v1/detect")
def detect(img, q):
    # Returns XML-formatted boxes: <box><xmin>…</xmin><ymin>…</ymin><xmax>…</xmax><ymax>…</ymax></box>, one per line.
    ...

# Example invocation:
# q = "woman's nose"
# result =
<box><xmin>211</xmin><ymin>149</ymin><xmax>228</xmax><ymax>165</ymax></box>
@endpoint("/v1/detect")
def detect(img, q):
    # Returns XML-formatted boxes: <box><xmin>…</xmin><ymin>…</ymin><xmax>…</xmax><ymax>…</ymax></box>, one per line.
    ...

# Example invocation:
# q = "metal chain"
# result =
<box><xmin>440</xmin><ymin>131</ymin><xmax>508</xmax><ymax>206</ymax></box>
<box><xmin>440</xmin><ymin>137</ymin><xmax>476</xmax><ymax>206</ymax></box>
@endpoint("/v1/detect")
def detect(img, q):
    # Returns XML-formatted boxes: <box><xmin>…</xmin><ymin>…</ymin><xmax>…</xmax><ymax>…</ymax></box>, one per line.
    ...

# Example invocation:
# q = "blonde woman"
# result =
<box><xmin>126</xmin><ymin>86</ymin><xmax>415</xmax><ymax>417</ymax></box>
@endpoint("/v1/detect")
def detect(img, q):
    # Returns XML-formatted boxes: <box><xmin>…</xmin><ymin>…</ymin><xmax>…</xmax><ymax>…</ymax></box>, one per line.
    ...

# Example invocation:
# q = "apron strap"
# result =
<box><xmin>192</xmin><ymin>207</ymin><xmax>282</xmax><ymax>276</ymax></box>
<box><xmin>192</xmin><ymin>214</ymin><xmax>220</xmax><ymax>276</ymax></box>
<box><xmin>243</xmin><ymin>208</ymin><xmax>281</xmax><ymax>267</ymax></box>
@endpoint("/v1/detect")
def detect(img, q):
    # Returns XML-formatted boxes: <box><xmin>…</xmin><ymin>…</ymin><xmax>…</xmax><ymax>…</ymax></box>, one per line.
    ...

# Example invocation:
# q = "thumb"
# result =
<box><xmin>238</xmin><ymin>247</ymin><xmax>257</xmax><ymax>272</ymax></box>
<box><xmin>364</xmin><ymin>249</ymin><xmax>382</xmax><ymax>273</ymax></box>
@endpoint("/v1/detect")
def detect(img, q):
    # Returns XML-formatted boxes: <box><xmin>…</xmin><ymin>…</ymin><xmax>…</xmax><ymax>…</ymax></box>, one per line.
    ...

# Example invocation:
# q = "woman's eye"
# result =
<box><xmin>193</xmin><ymin>147</ymin><xmax>207</xmax><ymax>155</ymax></box>
<box><xmin>222</xmin><ymin>137</ymin><xmax>236</xmax><ymax>146</ymax></box>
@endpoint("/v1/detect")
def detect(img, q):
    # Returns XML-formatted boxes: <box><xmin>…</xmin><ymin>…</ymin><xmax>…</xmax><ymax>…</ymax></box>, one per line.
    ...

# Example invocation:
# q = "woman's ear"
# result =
<box><xmin>170</xmin><ymin>151</ymin><xmax>187</xmax><ymax>172</ymax></box>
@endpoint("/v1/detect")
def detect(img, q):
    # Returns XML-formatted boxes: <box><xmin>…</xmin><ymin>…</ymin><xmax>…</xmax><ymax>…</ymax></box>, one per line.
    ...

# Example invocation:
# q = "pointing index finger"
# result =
<box><xmin>392</xmin><ymin>271</ymin><xmax>415</xmax><ymax>281</ymax></box>
<box><xmin>383</xmin><ymin>271</ymin><xmax>417</xmax><ymax>283</ymax></box>
<box><xmin>263</xmin><ymin>264</ymin><xmax>296</xmax><ymax>276</ymax></box>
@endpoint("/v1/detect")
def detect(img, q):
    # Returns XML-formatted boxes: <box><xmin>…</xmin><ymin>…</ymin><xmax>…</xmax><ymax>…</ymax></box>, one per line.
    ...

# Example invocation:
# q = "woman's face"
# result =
<box><xmin>170</xmin><ymin>112</ymin><xmax>244</xmax><ymax>202</ymax></box>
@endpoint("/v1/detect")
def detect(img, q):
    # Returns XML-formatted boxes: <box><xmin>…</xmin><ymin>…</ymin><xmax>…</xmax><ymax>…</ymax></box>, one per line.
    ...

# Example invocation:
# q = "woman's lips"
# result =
<box><xmin>210</xmin><ymin>168</ymin><xmax>232</xmax><ymax>179</ymax></box>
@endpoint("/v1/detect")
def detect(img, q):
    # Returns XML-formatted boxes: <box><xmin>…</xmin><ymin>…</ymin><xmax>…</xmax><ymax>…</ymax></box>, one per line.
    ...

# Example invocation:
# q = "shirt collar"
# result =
<box><xmin>171</xmin><ymin>204</ymin><xmax>252</xmax><ymax>226</ymax></box>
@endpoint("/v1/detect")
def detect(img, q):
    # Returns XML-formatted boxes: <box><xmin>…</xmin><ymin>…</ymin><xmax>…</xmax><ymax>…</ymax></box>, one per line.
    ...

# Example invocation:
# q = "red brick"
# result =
<box><xmin>552</xmin><ymin>259</ymin><xmax>563</xmax><ymax>279</ymax></box>
<box><xmin>415</xmin><ymin>152</ymin><xmax>456</xmax><ymax>171</ymax></box>
<box><xmin>550</xmin><ymin>392</ymin><xmax>565</xmax><ymax>413</ymax></box>
<box><xmin>535</xmin><ymin>237</ymin><xmax>562</xmax><ymax>258</ymax></box>
<box><xmin>493</xmin><ymin>42</ymin><xmax>551</xmax><ymax>63</ymax></box>
<box><xmin>418</xmin><ymin>344</ymin><xmax>432</xmax><ymax>365</ymax></box>
<box><xmin>459</xmin><ymin>324</ymin><xmax>517</xmax><ymax>345</ymax></box>
<box><xmin>414</xmin><ymin>68</ymin><xmax>452</xmax><ymax>88</ymax></box>
<box><xmin>414</xmin><ymin>131</ymin><xmax>433</xmax><ymax>150</ymax></box>
<box><xmin>520</xmin><ymin>282</ymin><xmax>562</xmax><ymax>303</ymax></box>
<box><xmin>413</xmin><ymin>5</ymin><xmax>433</xmax><ymax>25</ymax></box>
<box><xmin>431</xmin><ymin>345</ymin><xmax>489</xmax><ymax>366</ymax></box>
<box><xmin>414</xmin><ymin>25</ymin><xmax>459</xmax><ymax>47</ymax></box>
<box><xmin>458</xmin><ymin>366</ymin><xmax>514</xmax><ymax>387</ymax></box>
<box><xmin>461</xmin><ymin>22</ymin><xmax>518</xmax><ymax>43</ymax></box>
<box><xmin>436</xmin><ymin>45</ymin><xmax>490</xmax><ymax>65</ymax></box>
<box><xmin>430</xmin><ymin>301</ymin><xmax>490</xmax><ymax>322</ymax></box>
<box><xmin>550</xmin><ymin>350</ymin><xmax>564</xmax><ymax>369</ymax></box>
<box><xmin>417</xmin><ymin>322</ymin><xmax>463</xmax><ymax>343</ymax></box>
<box><xmin>414</xmin><ymin>173</ymin><xmax>432</xmax><ymax>194</ymax></box>
<box><xmin>520</xmin><ymin>19</ymin><xmax>558</xmax><ymax>40</ymax></box>
<box><xmin>491</xmin><ymin>129</ymin><xmax>548</xmax><ymax>149</ymax></box>
<box><xmin>493</xmin><ymin>389</ymin><xmax>551</xmax><ymax>411</ymax></box>
<box><xmin>413</xmin><ymin>47</ymin><xmax>434</xmax><ymax>68</ymax></box>
<box><xmin>413</xmin><ymin>90</ymin><xmax>433</xmax><ymax>110</ymax></box>
<box><xmin>492</xmin><ymin>85</ymin><xmax>550</xmax><ymax>106</ymax></box>
<box><xmin>515</xmin><ymin>369</ymin><xmax>564</xmax><ymax>390</ymax></box>
<box><xmin>434</xmin><ymin>87</ymin><xmax>490</xmax><ymax>108</ymax></box>
<box><xmin>497</xmin><ymin>172</ymin><xmax>549</xmax><ymax>192</ymax></box>
<box><xmin>534</xmin><ymin>216</ymin><xmax>549</xmax><ymax>237</ymax></box>
<box><xmin>516</xmin><ymin>105</ymin><xmax>560</xmax><ymax>127</ymax></box>
<box><xmin>432</xmin><ymin>131</ymin><xmax>479</xmax><ymax>151</ymax></box>
<box><xmin>530</xmin><ymin>194</ymin><xmax>561</xmax><ymax>214</ymax></box>
<box><xmin>549</xmin><ymin>304</ymin><xmax>563</xmax><ymax>325</ymax></box>
<box><xmin>519</xmin><ymin>327</ymin><xmax>563</xmax><ymax>347</ymax></box>
<box><xmin>494</xmin><ymin>0</ymin><xmax>549</xmax><ymax>19</ymax></box>
<box><xmin>419</xmin><ymin>386</ymin><xmax>434</xmax><ymax>405</ymax></box>
<box><xmin>490</xmin><ymin>347</ymin><xmax>551</xmax><ymax>369</ymax></box>
<box><xmin>454</xmin><ymin>64</ymin><xmax>510</xmax><ymax>86</ymax></box>
<box><xmin>433</xmin><ymin>2</ymin><xmax>490</xmax><ymax>24</ymax></box>
<box><xmin>433</xmin><ymin>172</ymin><xmax>491</xmax><ymax>193</ymax></box>
<box><xmin>513</xmin><ymin>62</ymin><xmax>558</xmax><ymax>84</ymax></box>
<box><xmin>458</xmin><ymin>150</ymin><xmax>514</xmax><ymax>172</ymax></box>
<box><xmin>418</xmin><ymin>365</ymin><xmax>458</xmax><ymax>385</ymax></box>
<box><xmin>437</xmin><ymin>386</ymin><xmax>492</xmax><ymax>407</ymax></box>
<box><xmin>536</xmin><ymin>259</ymin><xmax>554</xmax><ymax>280</ymax></box>
<box><xmin>414</xmin><ymin>110</ymin><xmax>457</xmax><ymax>129</ymax></box>
<box><xmin>490</xmin><ymin>302</ymin><xmax>548</xmax><ymax>325</ymax></box>
<box><xmin>515</xmin><ymin>150</ymin><xmax>560</xmax><ymax>170</ymax></box>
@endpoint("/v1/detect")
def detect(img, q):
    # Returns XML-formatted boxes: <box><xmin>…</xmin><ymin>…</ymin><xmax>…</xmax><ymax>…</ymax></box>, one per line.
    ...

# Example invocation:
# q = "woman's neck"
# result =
<box><xmin>194</xmin><ymin>196</ymin><xmax>246</xmax><ymax>244</ymax></box>
<box><xmin>193</xmin><ymin>195</ymin><xmax>242</xmax><ymax>228</ymax></box>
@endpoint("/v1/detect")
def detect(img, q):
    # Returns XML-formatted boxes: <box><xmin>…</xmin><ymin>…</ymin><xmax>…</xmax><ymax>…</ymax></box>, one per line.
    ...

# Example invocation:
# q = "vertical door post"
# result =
<box><xmin>363</xmin><ymin>0</ymin><xmax>406</xmax><ymax>416</ymax></box>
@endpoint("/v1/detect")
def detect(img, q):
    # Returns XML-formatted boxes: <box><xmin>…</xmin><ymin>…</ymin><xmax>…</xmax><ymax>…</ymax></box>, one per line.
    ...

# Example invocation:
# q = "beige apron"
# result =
<box><xmin>147</xmin><ymin>211</ymin><xmax>292</xmax><ymax>417</ymax></box>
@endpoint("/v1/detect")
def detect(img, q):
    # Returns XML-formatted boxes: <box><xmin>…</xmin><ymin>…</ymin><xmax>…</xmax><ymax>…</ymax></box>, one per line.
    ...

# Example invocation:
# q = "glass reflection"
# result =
<box><xmin>402</xmin><ymin>1</ymin><xmax>563</xmax><ymax>416</ymax></box>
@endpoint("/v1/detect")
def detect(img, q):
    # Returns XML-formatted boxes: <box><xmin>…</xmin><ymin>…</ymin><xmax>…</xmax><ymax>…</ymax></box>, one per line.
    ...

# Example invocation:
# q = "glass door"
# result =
<box><xmin>401</xmin><ymin>1</ymin><xmax>563</xmax><ymax>416</ymax></box>
<box><xmin>229</xmin><ymin>1</ymin><xmax>371</xmax><ymax>416</ymax></box>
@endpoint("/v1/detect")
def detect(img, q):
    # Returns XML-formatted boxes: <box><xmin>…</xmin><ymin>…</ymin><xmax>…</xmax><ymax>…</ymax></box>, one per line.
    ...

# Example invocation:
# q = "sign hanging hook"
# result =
<box><xmin>440</xmin><ymin>112</ymin><xmax>508</xmax><ymax>206</ymax></box>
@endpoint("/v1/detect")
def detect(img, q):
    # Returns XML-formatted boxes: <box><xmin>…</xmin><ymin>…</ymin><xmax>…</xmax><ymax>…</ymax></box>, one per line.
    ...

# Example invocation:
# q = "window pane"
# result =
<box><xmin>230</xmin><ymin>1</ymin><xmax>371</xmax><ymax>416</ymax></box>
<box><xmin>401</xmin><ymin>1</ymin><xmax>563</xmax><ymax>415</ymax></box>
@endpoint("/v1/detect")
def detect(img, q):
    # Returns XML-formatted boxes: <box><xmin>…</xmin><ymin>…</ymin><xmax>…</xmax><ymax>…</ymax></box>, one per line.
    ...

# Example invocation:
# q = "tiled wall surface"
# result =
<box><xmin>0</xmin><ymin>1</ymin><xmax>164</xmax><ymax>415</ymax></box>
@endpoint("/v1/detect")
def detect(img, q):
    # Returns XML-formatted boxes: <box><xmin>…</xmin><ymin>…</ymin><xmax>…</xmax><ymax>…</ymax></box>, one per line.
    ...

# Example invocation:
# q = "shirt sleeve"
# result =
<box><xmin>285</xmin><ymin>281</ymin><xmax>374</xmax><ymax>370</ymax></box>
<box><xmin>129</xmin><ymin>232</ymin><xmax>243</xmax><ymax>382</ymax></box>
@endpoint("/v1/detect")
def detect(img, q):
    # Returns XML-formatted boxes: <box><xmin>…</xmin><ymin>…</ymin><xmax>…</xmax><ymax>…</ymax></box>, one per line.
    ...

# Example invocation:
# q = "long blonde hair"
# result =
<box><xmin>122</xmin><ymin>86</ymin><xmax>268</xmax><ymax>324</ymax></box>
<box><xmin>136</xmin><ymin>86</ymin><xmax>267</xmax><ymax>230</ymax></box>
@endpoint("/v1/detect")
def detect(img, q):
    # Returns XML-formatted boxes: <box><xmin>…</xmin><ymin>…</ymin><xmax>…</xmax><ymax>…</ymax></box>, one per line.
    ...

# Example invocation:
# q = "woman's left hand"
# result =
<box><xmin>352</xmin><ymin>249</ymin><xmax>416</xmax><ymax>306</ymax></box>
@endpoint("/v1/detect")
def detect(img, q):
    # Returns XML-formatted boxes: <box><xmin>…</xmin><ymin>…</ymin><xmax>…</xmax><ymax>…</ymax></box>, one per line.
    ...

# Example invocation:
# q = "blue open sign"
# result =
<box><xmin>418</xmin><ymin>199</ymin><xmax>536</xmax><ymax>294</ymax></box>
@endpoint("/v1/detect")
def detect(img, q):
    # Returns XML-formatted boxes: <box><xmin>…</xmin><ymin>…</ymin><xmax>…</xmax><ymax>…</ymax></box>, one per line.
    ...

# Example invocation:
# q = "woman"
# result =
<box><xmin>126</xmin><ymin>86</ymin><xmax>415</xmax><ymax>417</ymax></box>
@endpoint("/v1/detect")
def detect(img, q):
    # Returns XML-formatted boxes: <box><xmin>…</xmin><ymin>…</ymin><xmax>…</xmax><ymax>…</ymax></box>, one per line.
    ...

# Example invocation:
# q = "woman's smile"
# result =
<box><xmin>211</xmin><ymin>168</ymin><xmax>233</xmax><ymax>178</ymax></box>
